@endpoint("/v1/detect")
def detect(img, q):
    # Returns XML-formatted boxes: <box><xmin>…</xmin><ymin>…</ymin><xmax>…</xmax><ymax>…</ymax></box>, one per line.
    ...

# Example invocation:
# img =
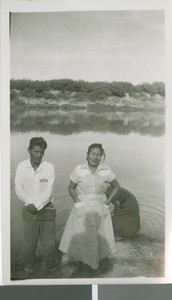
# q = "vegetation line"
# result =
<box><xmin>10</xmin><ymin>79</ymin><xmax>165</xmax><ymax>110</ymax></box>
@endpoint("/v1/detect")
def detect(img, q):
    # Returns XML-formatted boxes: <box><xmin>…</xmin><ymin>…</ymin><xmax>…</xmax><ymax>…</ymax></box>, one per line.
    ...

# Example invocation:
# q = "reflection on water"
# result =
<box><xmin>10</xmin><ymin>108</ymin><xmax>165</xmax><ymax>137</ymax></box>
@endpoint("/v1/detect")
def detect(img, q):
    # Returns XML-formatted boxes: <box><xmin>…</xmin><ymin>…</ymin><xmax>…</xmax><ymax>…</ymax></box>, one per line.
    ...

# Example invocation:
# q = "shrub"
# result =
<box><xmin>10</xmin><ymin>90</ymin><xmax>19</xmax><ymax>101</ymax></box>
<box><xmin>21</xmin><ymin>88</ymin><xmax>35</xmax><ymax>98</ymax></box>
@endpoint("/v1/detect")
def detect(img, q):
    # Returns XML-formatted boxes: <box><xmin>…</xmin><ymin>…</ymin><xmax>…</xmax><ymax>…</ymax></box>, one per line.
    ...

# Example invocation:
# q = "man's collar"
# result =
<box><xmin>25</xmin><ymin>159</ymin><xmax>46</xmax><ymax>170</ymax></box>
<box><xmin>25</xmin><ymin>159</ymin><xmax>32</xmax><ymax>168</ymax></box>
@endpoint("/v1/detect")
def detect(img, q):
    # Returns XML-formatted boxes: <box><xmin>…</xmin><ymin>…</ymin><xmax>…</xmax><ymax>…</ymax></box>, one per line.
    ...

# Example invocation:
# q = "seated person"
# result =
<box><xmin>105</xmin><ymin>186</ymin><xmax>140</xmax><ymax>238</ymax></box>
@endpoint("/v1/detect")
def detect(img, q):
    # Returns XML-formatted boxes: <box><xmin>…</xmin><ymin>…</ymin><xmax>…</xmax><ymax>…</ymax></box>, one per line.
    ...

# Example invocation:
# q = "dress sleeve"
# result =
<box><xmin>107</xmin><ymin>167</ymin><xmax>116</xmax><ymax>183</ymax></box>
<box><xmin>70</xmin><ymin>166</ymin><xmax>80</xmax><ymax>183</ymax></box>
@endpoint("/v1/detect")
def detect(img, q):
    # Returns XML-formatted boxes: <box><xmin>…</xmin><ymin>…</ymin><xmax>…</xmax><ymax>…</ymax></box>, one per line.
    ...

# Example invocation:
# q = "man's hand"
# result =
<box><xmin>27</xmin><ymin>204</ymin><xmax>37</xmax><ymax>215</ymax></box>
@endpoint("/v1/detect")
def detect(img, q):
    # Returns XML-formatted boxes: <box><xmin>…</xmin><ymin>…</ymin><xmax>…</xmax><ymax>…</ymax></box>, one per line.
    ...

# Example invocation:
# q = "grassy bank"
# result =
<box><xmin>10</xmin><ymin>79</ymin><xmax>165</xmax><ymax>111</ymax></box>
<box><xmin>10</xmin><ymin>90</ymin><xmax>165</xmax><ymax>112</ymax></box>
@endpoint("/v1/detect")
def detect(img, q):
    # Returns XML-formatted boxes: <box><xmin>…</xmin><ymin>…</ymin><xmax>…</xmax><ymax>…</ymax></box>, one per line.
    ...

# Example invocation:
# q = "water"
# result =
<box><xmin>10</xmin><ymin>109</ymin><xmax>165</xmax><ymax>256</ymax></box>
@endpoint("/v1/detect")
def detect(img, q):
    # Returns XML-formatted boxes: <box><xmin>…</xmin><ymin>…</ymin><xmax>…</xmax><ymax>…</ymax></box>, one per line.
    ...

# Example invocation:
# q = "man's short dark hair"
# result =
<box><xmin>28</xmin><ymin>137</ymin><xmax>47</xmax><ymax>150</ymax></box>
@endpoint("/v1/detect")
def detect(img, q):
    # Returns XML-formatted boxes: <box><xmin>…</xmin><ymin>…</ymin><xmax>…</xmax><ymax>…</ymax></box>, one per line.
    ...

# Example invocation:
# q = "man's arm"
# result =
<box><xmin>15</xmin><ymin>164</ymin><xmax>34</xmax><ymax>206</ymax></box>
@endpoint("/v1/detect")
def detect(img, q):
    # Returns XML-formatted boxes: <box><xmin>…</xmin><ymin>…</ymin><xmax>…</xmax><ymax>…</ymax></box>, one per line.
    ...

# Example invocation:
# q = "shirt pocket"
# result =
<box><xmin>39</xmin><ymin>178</ymin><xmax>48</xmax><ymax>192</ymax></box>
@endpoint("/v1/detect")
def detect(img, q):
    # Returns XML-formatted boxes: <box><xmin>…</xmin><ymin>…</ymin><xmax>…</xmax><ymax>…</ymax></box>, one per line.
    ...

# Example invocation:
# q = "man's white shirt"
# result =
<box><xmin>15</xmin><ymin>159</ymin><xmax>55</xmax><ymax>210</ymax></box>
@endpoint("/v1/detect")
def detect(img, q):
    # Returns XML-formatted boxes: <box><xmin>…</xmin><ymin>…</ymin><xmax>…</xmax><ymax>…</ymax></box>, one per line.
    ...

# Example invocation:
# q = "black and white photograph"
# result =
<box><xmin>1</xmin><ymin>0</ymin><xmax>172</xmax><ymax>285</ymax></box>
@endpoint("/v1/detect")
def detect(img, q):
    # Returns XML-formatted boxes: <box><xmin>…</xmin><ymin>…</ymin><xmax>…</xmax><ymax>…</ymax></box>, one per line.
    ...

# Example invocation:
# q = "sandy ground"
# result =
<box><xmin>11</xmin><ymin>228</ymin><xmax>164</xmax><ymax>281</ymax></box>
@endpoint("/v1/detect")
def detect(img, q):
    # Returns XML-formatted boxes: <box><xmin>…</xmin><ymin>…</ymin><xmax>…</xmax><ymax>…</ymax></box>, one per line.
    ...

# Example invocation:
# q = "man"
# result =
<box><xmin>15</xmin><ymin>137</ymin><xmax>56</xmax><ymax>275</ymax></box>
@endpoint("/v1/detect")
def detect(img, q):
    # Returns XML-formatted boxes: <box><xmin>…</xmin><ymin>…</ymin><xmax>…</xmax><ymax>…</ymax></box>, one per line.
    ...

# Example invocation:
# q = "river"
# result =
<box><xmin>10</xmin><ymin>108</ymin><xmax>165</xmax><ymax>274</ymax></box>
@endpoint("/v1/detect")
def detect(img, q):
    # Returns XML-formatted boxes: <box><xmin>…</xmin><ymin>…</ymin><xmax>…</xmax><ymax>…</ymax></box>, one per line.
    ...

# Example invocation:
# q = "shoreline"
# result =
<box><xmin>10</xmin><ymin>99</ymin><xmax>165</xmax><ymax>113</ymax></box>
<box><xmin>10</xmin><ymin>82</ymin><xmax>165</xmax><ymax>112</ymax></box>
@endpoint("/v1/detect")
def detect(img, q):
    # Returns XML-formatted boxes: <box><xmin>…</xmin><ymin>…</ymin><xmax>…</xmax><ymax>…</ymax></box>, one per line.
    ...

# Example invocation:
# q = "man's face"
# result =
<box><xmin>28</xmin><ymin>145</ymin><xmax>45</xmax><ymax>166</ymax></box>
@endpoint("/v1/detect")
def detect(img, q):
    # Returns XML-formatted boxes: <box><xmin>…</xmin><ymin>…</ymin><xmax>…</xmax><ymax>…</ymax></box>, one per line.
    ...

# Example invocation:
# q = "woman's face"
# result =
<box><xmin>87</xmin><ymin>147</ymin><xmax>102</xmax><ymax>167</ymax></box>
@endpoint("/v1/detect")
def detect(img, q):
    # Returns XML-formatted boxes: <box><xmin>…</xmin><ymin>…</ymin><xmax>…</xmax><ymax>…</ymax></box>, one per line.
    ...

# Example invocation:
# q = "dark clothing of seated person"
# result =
<box><xmin>105</xmin><ymin>186</ymin><xmax>140</xmax><ymax>238</ymax></box>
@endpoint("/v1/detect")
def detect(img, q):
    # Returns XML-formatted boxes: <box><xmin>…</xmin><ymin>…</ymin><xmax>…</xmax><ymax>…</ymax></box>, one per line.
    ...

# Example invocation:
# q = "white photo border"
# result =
<box><xmin>1</xmin><ymin>0</ymin><xmax>172</xmax><ymax>285</ymax></box>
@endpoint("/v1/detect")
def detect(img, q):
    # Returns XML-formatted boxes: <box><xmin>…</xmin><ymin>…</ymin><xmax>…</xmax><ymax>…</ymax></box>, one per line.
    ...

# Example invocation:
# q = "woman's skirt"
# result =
<box><xmin>59</xmin><ymin>194</ymin><xmax>115</xmax><ymax>269</ymax></box>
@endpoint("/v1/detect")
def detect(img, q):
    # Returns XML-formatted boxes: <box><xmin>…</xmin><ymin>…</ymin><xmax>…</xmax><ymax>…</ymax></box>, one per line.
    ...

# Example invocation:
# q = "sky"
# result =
<box><xmin>10</xmin><ymin>10</ymin><xmax>164</xmax><ymax>84</ymax></box>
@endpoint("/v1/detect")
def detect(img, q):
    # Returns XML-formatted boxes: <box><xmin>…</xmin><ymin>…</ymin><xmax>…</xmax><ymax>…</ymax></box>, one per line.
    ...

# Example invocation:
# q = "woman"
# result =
<box><xmin>106</xmin><ymin>186</ymin><xmax>140</xmax><ymax>238</ymax></box>
<box><xmin>59</xmin><ymin>143</ymin><xmax>120</xmax><ymax>269</ymax></box>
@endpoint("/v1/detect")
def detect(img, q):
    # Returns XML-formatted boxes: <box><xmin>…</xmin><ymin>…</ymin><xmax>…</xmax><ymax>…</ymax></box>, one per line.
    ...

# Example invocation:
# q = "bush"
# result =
<box><xmin>42</xmin><ymin>91</ymin><xmax>57</xmax><ymax>100</ymax></box>
<box><xmin>10</xmin><ymin>90</ymin><xmax>19</xmax><ymax>101</ymax></box>
<box><xmin>21</xmin><ymin>88</ymin><xmax>35</xmax><ymax>98</ymax></box>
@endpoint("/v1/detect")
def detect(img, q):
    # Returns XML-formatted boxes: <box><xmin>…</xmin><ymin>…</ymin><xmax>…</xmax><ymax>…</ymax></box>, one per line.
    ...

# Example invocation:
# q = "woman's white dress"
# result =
<box><xmin>59</xmin><ymin>163</ymin><xmax>116</xmax><ymax>269</ymax></box>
